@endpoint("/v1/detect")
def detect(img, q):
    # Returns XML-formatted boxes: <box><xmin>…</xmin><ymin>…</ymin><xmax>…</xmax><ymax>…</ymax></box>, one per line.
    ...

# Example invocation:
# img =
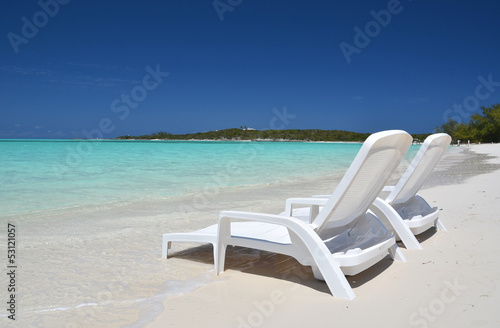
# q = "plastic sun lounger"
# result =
<box><xmin>306</xmin><ymin>134</ymin><xmax>452</xmax><ymax>250</ymax></box>
<box><xmin>367</xmin><ymin>133</ymin><xmax>452</xmax><ymax>250</ymax></box>
<box><xmin>162</xmin><ymin>130</ymin><xmax>413</xmax><ymax>299</ymax></box>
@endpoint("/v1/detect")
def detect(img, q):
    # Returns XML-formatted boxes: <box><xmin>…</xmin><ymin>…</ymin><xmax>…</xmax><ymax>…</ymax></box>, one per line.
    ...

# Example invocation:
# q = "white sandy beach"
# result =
<box><xmin>3</xmin><ymin>144</ymin><xmax>499</xmax><ymax>328</ymax></box>
<box><xmin>148</xmin><ymin>144</ymin><xmax>500</xmax><ymax>328</ymax></box>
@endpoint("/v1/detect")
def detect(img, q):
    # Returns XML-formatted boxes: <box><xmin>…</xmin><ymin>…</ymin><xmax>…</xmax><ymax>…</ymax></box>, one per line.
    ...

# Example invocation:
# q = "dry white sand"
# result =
<box><xmin>148</xmin><ymin>144</ymin><xmax>500</xmax><ymax>328</ymax></box>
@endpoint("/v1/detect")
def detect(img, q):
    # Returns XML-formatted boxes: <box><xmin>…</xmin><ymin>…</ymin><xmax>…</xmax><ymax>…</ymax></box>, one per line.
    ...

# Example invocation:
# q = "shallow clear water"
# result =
<box><xmin>0</xmin><ymin>139</ymin><xmax>391</xmax><ymax>216</ymax></box>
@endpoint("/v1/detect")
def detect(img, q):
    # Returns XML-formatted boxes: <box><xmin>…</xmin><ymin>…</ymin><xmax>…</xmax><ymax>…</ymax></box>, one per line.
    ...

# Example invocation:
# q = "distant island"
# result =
<box><xmin>116</xmin><ymin>128</ymin><xmax>431</xmax><ymax>142</ymax></box>
<box><xmin>115</xmin><ymin>103</ymin><xmax>500</xmax><ymax>143</ymax></box>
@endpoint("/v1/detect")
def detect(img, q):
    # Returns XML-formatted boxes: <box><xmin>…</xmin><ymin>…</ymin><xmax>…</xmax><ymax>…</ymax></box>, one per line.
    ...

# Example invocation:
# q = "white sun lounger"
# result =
<box><xmin>368</xmin><ymin>133</ymin><xmax>452</xmax><ymax>250</ymax></box>
<box><xmin>162</xmin><ymin>130</ymin><xmax>412</xmax><ymax>299</ymax></box>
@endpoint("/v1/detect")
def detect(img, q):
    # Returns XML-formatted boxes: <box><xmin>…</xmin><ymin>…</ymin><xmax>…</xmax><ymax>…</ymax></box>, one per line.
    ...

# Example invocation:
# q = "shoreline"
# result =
<box><xmin>7</xmin><ymin>144</ymin><xmax>499</xmax><ymax>327</ymax></box>
<box><xmin>147</xmin><ymin>144</ymin><xmax>500</xmax><ymax>328</ymax></box>
<box><xmin>0</xmin><ymin>138</ymin><xmax>364</xmax><ymax>143</ymax></box>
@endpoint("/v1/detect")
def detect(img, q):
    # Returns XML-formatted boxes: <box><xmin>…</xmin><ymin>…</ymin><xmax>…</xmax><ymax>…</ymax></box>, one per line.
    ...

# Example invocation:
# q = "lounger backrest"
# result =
<box><xmin>386</xmin><ymin>133</ymin><xmax>451</xmax><ymax>205</ymax></box>
<box><xmin>313</xmin><ymin>130</ymin><xmax>412</xmax><ymax>232</ymax></box>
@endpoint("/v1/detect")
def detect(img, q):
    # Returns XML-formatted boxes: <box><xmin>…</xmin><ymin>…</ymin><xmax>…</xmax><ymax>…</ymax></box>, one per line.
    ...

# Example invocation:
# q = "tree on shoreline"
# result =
<box><xmin>435</xmin><ymin>104</ymin><xmax>500</xmax><ymax>143</ymax></box>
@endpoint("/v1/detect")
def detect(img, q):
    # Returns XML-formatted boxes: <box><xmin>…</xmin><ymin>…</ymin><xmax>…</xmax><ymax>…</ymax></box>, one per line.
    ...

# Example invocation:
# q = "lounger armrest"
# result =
<box><xmin>284</xmin><ymin>197</ymin><xmax>329</xmax><ymax>219</ymax></box>
<box><xmin>220</xmin><ymin>210</ymin><xmax>297</xmax><ymax>222</ymax></box>
<box><xmin>311</xmin><ymin>194</ymin><xmax>330</xmax><ymax>198</ymax></box>
<box><xmin>218</xmin><ymin>210</ymin><xmax>314</xmax><ymax>232</ymax></box>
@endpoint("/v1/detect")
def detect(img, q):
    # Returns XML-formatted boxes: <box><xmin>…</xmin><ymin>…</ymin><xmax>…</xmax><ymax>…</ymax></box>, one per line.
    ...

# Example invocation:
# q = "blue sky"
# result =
<box><xmin>1</xmin><ymin>0</ymin><xmax>500</xmax><ymax>138</ymax></box>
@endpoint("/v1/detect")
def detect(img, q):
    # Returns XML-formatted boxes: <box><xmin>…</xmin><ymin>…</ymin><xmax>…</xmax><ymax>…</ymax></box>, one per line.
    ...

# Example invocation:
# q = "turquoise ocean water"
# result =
<box><xmin>0</xmin><ymin>139</ymin><xmax>427</xmax><ymax>324</ymax></box>
<box><xmin>1</xmin><ymin>139</ymin><xmax>420</xmax><ymax>217</ymax></box>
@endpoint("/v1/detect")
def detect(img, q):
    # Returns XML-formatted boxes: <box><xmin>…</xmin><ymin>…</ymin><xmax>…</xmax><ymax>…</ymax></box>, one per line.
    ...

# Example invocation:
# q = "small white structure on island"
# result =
<box><xmin>240</xmin><ymin>126</ymin><xmax>256</xmax><ymax>131</ymax></box>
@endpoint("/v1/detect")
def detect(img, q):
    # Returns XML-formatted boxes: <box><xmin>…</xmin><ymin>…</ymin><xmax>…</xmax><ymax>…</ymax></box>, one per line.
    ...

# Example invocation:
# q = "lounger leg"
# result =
<box><xmin>370</xmin><ymin>198</ymin><xmax>423</xmax><ymax>250</ymax></box>
<box><xmin>162</xmin><ymin>238</ymin><xmax>171</xmax><ymax>259</ymax></box>
<box><xmin>215</xmin><ymin>243</ymin><xmax>227</xmax><ymax>275</ymax></box>
<box><xmin>311</xmin><ymin>265</ymin><xmax>324</xmax><ymax>280</ymax></box>
<box><xmin>388</xmin><ymin>244</ymin><xmax>406</xmax><ymax>262</ymax></box>
<box><xmin>314</xmin><ymin>255</ymin><xmax>356</xmax><ymax>300</ymax></box>
<box><xmin>212</xmin><ymin>242</ymin><xmax>219</xmax><ymax>274</ymax></box>
<box><xmin>216</xmin><ymin>218</ymin><xmax>231</xmax><ymax>275</ymax></box>
<box><xmin>435</xmin><ymin>218</ymin><xmax>447</xmax><ymax>232</ymax></box>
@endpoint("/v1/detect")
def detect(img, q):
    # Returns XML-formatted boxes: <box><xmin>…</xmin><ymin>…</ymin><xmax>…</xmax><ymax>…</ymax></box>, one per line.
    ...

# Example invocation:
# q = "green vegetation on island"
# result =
<box><xmin>116</xmin><ymin>129</ymin><xmax>432</xmax><ymax>142</ymax></box>
<box><xmin>435</xmin><ymin>104</ymin><xmax>500</xmax><ymax>143</ymax></box>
